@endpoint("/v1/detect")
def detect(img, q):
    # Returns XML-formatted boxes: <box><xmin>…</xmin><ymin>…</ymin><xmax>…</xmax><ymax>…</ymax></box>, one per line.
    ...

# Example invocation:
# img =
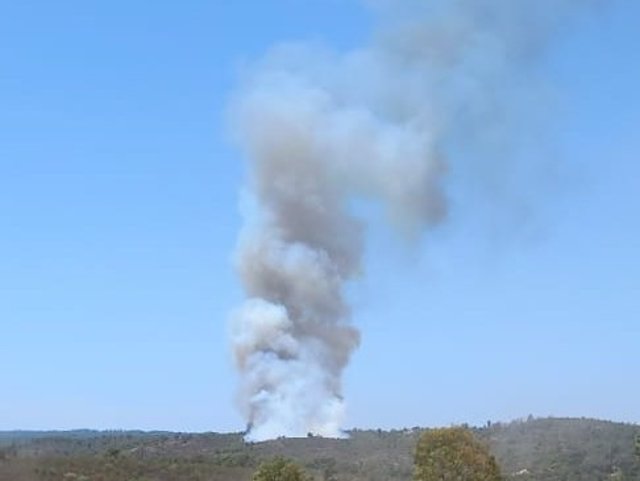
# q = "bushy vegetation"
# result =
<box><xmin>414</xmin><ymin>428</ymin><xmax>502</xmax><ymax>481</ymax></box>
<box><xmin>480</xmin><ymin>417</ymin><xmax>640</xmax><ymax>481</ymax></box>
<box><xmin>0</xmin><ymin>417</ymin><xmax>638</xmax><ymax>481</ymax></box>
<box><xmin>253</xmin><ymin>457</ymin><xmax>311</xmax><ymax>481</ymax></box>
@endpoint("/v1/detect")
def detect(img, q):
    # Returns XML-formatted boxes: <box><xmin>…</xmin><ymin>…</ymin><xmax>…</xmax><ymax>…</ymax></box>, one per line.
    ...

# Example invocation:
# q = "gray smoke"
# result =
<box><xmin>229</xmin><ymin>0</ymin><xmax>595</xmax><ymax>441</ymax></box>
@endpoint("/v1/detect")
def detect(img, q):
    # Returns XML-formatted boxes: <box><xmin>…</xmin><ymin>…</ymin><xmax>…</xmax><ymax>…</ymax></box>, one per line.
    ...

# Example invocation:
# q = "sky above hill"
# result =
<box><xmin>1</xmin><ymin>0</ymin><xmax>638</xmax><ymax>432</ymax></box>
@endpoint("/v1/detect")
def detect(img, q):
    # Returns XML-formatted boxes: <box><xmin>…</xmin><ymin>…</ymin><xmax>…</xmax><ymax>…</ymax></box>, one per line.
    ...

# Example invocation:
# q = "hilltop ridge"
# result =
<box><xmin>1</xmin><ymin>417</ymin><xmax>638</xmax><ymax>481</ymax></box>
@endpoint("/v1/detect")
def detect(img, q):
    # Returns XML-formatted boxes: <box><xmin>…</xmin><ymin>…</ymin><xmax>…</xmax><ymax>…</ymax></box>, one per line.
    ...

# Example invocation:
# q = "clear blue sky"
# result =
<box><xmin>1</xmin><ymin>0</ymin><xmax>638</xmax><ymax>432</ymax></box>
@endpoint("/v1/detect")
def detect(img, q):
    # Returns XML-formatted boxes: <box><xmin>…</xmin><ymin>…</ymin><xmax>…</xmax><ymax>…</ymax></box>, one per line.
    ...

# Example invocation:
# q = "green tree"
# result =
<box><xmin>253</xmin><ymin>457</ymin><xmax>312</xmax><ymax>481</ymax></box>
<box><xmin>414</xmin><ymin>427</ymin><xmax>503</xmax><ymax>481</ymax></box>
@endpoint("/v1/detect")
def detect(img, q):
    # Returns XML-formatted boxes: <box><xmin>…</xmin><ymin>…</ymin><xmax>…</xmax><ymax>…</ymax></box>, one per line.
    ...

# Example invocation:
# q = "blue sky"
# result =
<box><xmin>0</xmin><ymin>0</ymin><xmax>638</xmax><ymax>432</ymax></box>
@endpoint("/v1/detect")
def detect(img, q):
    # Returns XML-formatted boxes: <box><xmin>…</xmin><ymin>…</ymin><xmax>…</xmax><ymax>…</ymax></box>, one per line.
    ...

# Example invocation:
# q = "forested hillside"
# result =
<box><xmin>0</xmin><ymin>417</ymin><xmax>638</xmax><ymax>481</ymax></box>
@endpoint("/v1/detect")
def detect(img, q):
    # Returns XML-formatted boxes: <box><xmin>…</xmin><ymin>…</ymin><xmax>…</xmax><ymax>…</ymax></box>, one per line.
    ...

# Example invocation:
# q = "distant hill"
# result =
<box><xmin>1</xmin><ymin>417</ymin><xmax>638</xmax><ymax>481</ymax></box>
<box><xmin>482</xmin><ymin>417</ymin><xmax>639</xmax><ymax>481</ymax></box>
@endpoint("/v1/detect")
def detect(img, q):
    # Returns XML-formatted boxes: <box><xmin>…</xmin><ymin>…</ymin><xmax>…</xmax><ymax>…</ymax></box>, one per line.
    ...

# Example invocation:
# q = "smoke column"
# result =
<box><xmin>229</xmin><ymin>0</ymin><xmax>595</xmax><ymax>441</ymax></box>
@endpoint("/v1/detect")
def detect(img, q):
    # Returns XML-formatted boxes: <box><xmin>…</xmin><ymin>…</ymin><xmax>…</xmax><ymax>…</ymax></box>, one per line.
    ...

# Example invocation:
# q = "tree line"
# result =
<box><xmin>254</xmin><ymin>427</ymin><xmax>503</xmax><ymax>481</ymax></box>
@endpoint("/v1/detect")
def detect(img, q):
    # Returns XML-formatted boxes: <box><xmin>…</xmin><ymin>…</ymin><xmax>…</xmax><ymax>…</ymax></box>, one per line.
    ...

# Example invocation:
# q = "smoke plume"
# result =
<box><xmin>229</xmin><ymin>0</ymin><xmax>595</xmax><ymax>441</ymax></box>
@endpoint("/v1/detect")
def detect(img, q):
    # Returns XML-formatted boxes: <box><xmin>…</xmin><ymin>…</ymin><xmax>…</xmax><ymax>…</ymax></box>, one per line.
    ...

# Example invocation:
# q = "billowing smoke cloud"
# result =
<box><xmin>229</xmin><ymin>0</ymin><xmax>595</xmax><ymax>441</ymax></box>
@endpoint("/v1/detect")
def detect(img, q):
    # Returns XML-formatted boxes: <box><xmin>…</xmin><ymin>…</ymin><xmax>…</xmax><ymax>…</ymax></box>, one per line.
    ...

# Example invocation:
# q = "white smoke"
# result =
<box><xmin>229</xmin><ymin>0</ymin><xmax>597</xmax><ymax>441</ymax></box>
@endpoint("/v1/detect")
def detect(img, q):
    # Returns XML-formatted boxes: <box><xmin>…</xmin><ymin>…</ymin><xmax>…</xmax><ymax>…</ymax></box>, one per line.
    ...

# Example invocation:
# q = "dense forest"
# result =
<box><xmin>0</xmin><ymin>417</ymin><xmax>638</xmax><ymax>481</ymax></box>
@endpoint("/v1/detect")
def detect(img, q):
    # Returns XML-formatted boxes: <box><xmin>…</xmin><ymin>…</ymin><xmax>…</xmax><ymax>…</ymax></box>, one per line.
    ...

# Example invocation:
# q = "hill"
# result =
<box><xmin>0</xmin><ymin>417</ymin><xmax>638</xmax><ymax>481</ymax></box>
